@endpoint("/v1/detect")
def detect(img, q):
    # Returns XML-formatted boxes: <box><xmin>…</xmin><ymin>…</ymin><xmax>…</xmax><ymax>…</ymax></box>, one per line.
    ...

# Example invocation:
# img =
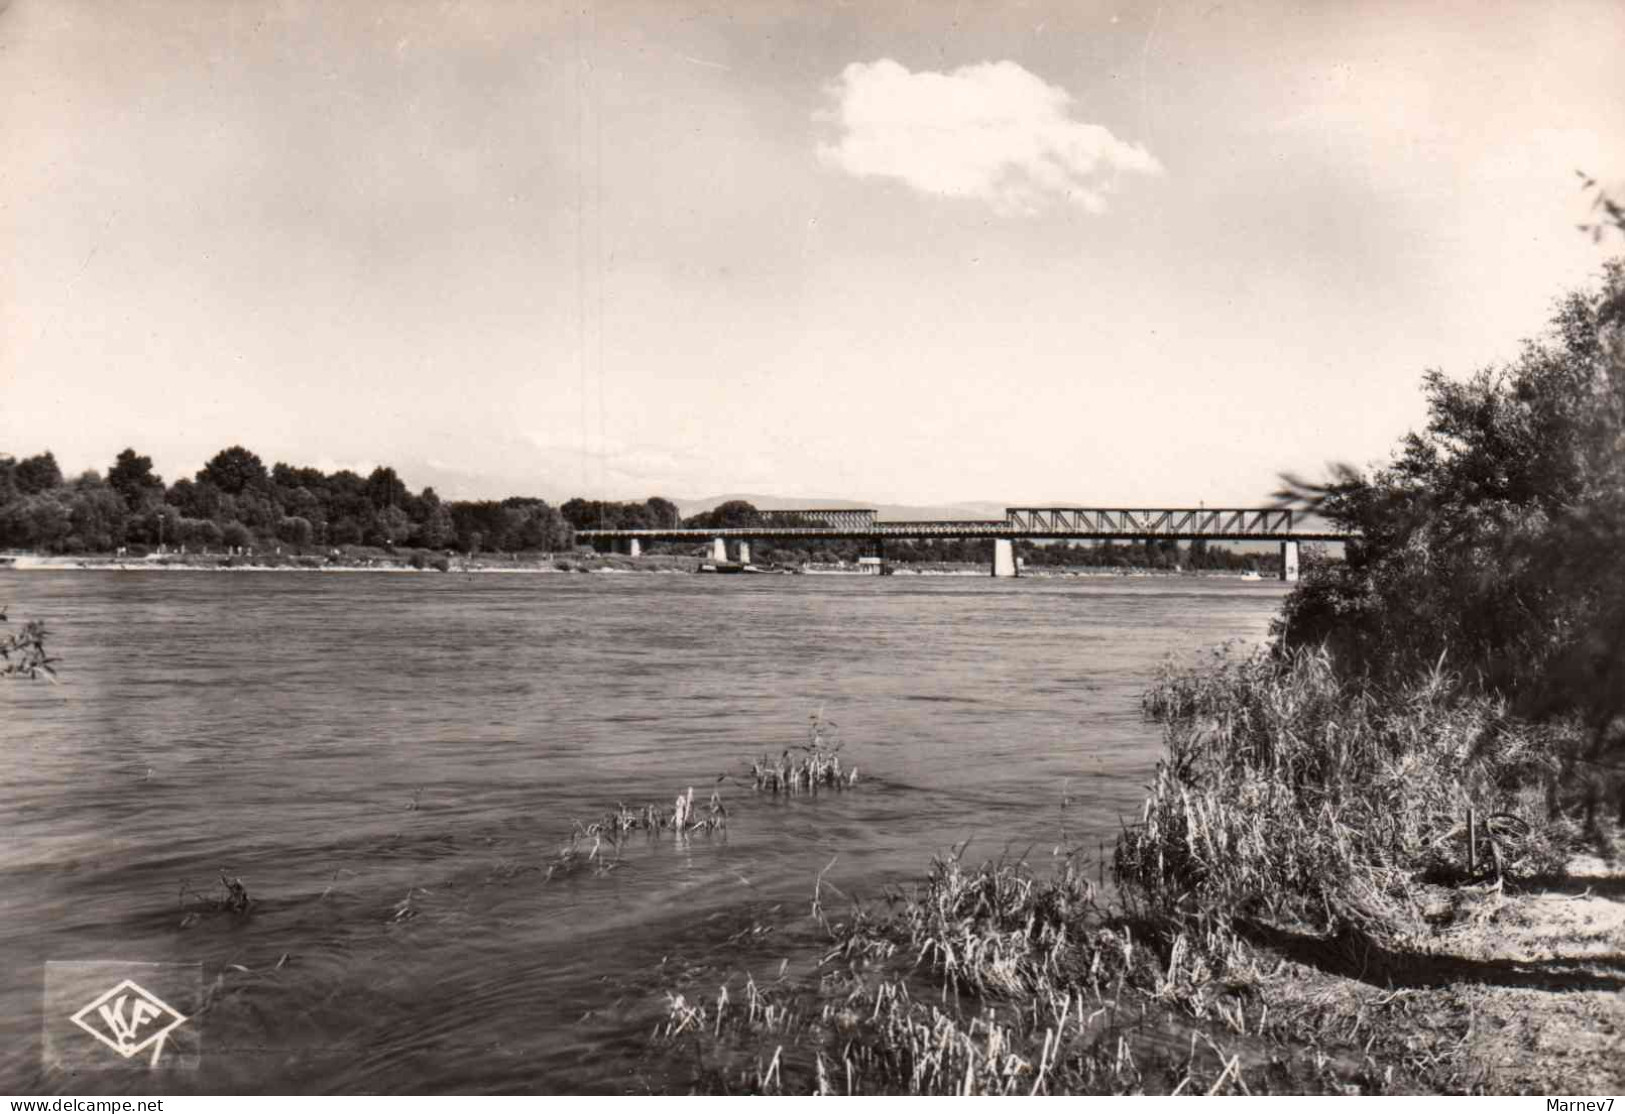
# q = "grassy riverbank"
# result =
<box><xmin>646</xmin><ymin>652</ymin><xmax>1622</xmax><ymax>1095</ymax></box>
<box><xmin>2</xmin><ymin>552</ymin><xmax>1275</xmax><ymax>579</ymax></box>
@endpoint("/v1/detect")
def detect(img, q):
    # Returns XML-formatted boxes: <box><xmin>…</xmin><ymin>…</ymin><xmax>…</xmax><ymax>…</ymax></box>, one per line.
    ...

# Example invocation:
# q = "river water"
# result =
<box><xmin>0</xmin><ymin>570</ymin><xmax>1285</xmax><ymax>1093</ymax></box>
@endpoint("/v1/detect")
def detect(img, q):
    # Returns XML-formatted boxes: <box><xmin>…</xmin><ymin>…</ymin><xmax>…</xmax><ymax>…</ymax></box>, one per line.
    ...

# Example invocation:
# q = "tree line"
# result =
<box><xmin>0</xmin><ymin>446</ymin><xmax>580</xmax><ymax>555</ymax></box>
<box><xmin>0</xmin><ymin>448</ymin><xmax>1279</xmax><ymax>571</ymax></box>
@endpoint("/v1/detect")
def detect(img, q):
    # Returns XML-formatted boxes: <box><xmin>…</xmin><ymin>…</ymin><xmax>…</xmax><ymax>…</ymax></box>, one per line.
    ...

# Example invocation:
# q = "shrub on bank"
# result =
<box><xmin>1118</xmin><ymin>646</ymin><xmax>1571</xmax><ymax>941</ymax></box>
<box><xmin>1275</xmin><ymin>261</ymin><xmax>1625</xmax><ymax>777</ymax></box>
<box><xmin>1113</xmin><ymin>261</ymin><xmax>1623</xmax><ymax>942</ymax></box>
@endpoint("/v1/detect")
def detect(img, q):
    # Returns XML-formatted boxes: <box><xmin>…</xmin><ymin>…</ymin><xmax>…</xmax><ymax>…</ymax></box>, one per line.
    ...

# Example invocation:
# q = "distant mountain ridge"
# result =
<box><xmin>674</xmin><ymin>494</ymin><xmax>1012</xmax><ymax>523</ymax></box>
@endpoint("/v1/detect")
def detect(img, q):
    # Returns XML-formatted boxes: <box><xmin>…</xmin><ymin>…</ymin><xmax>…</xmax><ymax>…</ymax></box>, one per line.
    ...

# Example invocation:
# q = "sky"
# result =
<box><xmin>3</xmin><ymin>0</ymin><xmax>1623</xmax><ymax>507</ymax></box>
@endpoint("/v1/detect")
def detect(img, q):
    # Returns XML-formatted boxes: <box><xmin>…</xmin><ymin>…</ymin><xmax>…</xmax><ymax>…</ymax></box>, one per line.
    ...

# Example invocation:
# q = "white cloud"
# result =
<box><xmin>817</xmin><ymin>59</ymin><xmax>1162</xmax><ymax>216</ymax></box>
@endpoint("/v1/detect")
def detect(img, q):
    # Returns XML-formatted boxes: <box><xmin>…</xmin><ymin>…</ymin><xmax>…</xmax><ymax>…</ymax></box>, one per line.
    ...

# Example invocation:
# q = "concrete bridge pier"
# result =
<box><xmin>710</xmin><ymin>537</ymin><xmax>727</xmax><ymax>563</ymax></box>
<box><xmin>626</xmin><ymin>538</ymin><xmax>641</xmax><ymax>558</ymax></box>
<box><xmin>1279</xmin><ymin>540</ymin><xmax>1300</xmax><ymax>582</ymax></box>
<box><xmin>991</xmin><ymin>538</ymin><xmax>1017</xmax><ymax>578</ymax></box>
<box><xmin>737</xmin><ymin>541</ymin><xmax>751</xmax><ymax>565</ymax></box>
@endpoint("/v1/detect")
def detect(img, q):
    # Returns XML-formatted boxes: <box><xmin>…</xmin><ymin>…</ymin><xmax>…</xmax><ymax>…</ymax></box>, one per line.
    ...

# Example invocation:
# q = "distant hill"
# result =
<box><xmin>675</xmin><ymin>494</ymin><xmax>1011</xmax><ymax>523</ymax></box>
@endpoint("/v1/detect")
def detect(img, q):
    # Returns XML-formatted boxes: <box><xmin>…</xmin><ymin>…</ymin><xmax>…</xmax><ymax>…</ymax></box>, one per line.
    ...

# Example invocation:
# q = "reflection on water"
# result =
<box><xmin>0</xmin><ymin>570</ymin><xmax>1285</xmax><ymax>1092</ymax></box>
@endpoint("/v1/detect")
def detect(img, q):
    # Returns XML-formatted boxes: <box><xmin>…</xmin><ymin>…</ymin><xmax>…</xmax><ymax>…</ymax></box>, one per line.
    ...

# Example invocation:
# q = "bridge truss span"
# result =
<box><xmin>1003</xmin><ymin>507</ymin><xmax>1297</xmax><ymax>539</ymax></box>
<box><xmin>575</xmin><ymin>505</ymin><xmax>1348</xmax><ymax>544</ymax></box>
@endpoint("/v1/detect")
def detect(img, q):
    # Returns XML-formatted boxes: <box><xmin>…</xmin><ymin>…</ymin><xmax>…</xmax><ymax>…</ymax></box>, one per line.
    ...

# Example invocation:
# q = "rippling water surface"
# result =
<box><xmin>0</xmin><ymin>569</ymin><xmax>1286</xmax><ymax>1093</ymax></box>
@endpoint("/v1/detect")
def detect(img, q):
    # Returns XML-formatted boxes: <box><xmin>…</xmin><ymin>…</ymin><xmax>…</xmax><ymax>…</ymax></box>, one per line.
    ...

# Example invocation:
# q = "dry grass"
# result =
<box><xmin>1118</xmin><ymin>645</ymin><xmax>1573</xmax><ymax>942</ymax></box>
<box><xmin>653</xmin><ymin>843</ymin><xmax>1331</xmax><ymax>1094</ymax></box>
<box><xmin>545</xmin><ymin>786</ymin><xmax>729</xmax><ymax>881</ymax></box>
<box><xmin>0</xmin><ymin>607</ymin><xmax>57</xmax><ymax>680</ymax></box>
<box><xmin>178</xmin><ymin>873</ymin><xmax>253</xmax><ymax>927</ymax></box>
<box><xmin>649</xmin><ymin>652</ymin><xmax>1605</xmax><ymax>1094</ymax></box>
<box><xmin>752</xmin><ymin>712</ymin><xmax>859</xmax><ymax>795</ymax></box>
<box><xmin>658</xmin><ymin>964</ymin><xmax>1269</xmax><ymax>1095</ymax></box>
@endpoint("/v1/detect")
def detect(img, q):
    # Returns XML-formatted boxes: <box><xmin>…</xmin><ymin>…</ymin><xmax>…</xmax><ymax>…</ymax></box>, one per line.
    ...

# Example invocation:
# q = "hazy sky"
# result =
<box><xmin>4</xmin><ymin>0</ymin><xmax>1623</xmax><ymax>505</ymax></box>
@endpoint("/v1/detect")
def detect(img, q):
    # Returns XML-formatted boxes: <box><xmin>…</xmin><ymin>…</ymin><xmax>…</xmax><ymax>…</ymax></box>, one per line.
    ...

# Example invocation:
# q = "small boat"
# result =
<box><xmin>697</xmin><ymin>562</ymin><xmax>746</xmax><ymax>574</ymax></box>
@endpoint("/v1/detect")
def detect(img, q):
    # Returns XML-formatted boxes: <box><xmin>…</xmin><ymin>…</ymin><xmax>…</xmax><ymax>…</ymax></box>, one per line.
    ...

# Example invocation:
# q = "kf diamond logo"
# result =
<box><xmin>69</xmin><ymin>979</ymin><xmax>189</xmax><ymax>1067</ymax></box>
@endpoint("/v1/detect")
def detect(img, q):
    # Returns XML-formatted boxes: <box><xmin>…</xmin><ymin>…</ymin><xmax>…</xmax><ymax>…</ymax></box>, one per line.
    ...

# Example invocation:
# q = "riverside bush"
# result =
<box><xmin>1276</xmin><ymin>261</ymin><xmax>1625</xmax><ymax>776</ymax></box>
<box><xmin>1118</xmin><ymin>647</ymin><xmax>1571</xmax><ymax>941</ymax></box>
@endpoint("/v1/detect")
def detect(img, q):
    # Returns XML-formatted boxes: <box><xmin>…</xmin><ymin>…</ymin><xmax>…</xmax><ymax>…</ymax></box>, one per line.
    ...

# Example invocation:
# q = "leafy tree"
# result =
<box><xmin>221</xmin><ymin>522</ymin><xmax>253</xmax><ymax>550</ymax></box>
<box><xmin>272</xmin><ymin>462</ymin><xmax>328</xmax><ymax>491</ymax></box>
<box><xmin>107</xmin><ymin>449</ymin><xmax>163</xmax><ymax>510</ymax></box>
<box><xmin>187</xmin><ymin>519</ymin><xmax>223</xmax><ymax>549</ymax></box>
<box><xmin>198</xmin><ymin>446</ymin><xmax>268</xmax><ymax>496</ymax></box>
<box><xmin>283</xmin><ymin>486</ymin><xmax>324</xmax><ymax>527</ymax></box>
<box><xmin>374</xmin><ymin>505</ymin><xmax>412</xmax><ymax>546</ymax></box>
<box><xmin>684</xmin><ymin>500</ymin><xmax>761</xmax><ymax>529</ymax></box>
<box><xmin>510</xmin><ymin>501</ymin><xmax>573</xmax><ymax>550</ymax></box>
<box><xmin>325</xmin><ymin>470</ymin><xmax>370</xmax><ymax>523</ymax></box>
<box><xmin>67</xmin><ymin>475</ymin><xmax>127</xmax><ymax>551</ymax></box>
<box><xmin>276</xmin><ymin>517</ymin><xmax>311</xmax><ymax>547</ymax></box>
<box><xmin>420</xmin><ymin>502</ymin><xmax>454</xmax><ymax>549</ymax></box>
<box><xmin>645</xmin><ymin>496</ymin><xmax>680</xmax><ymax>528</ymax></box>
<box><xmin>1278</xmin><ymin>259</ymin><xmax>1625</xmax><ymax>764</ymax></box>
<box><xmin>560</xmin><ymin>497</ymin><xmax>639</xmax><ymax>530</ymax></box>
<box><xmin>14</xmin><ymin>452</ymin><xmax>63</xmax><ymax>495</ymax></box>
<box><xmin>167</xmin><ymin>477</ymin><xmax>225</xmax><ymax>522</ymax></box>
<box><xmin>329</xmin><ymin>517</ymin><xmax>363</xmax><ymax>546</ymax></box>
<box><xmin>0</xmin><ymin>494</ymin><xmax>70</xmax><ymax>550</ymax></box>
<box><xmin>137</xmin><ymin>505</ymin><xmax>184</xmax><ymax>548</ymax></box>
<box><xmin>366</xmin><ymin>466</ymin><xmax>408</xmax><ymax>510</ymax></box>
<box><xmin>235</xmin><ymin>492</ymin><xmax>279</xmax><ymax>532</ymax></box>
<box><xmin>450</xmin><ymin>501</ymin><xmax>516</xmax><ymax>551</ymax></box>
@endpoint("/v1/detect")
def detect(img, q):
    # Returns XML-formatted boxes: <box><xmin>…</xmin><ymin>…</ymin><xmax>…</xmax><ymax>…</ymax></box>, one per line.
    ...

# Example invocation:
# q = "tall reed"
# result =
<box><xmin>1117</xmin><ymin>645</ymin><xmax>1571</xmax><ymax>940</ymax></box>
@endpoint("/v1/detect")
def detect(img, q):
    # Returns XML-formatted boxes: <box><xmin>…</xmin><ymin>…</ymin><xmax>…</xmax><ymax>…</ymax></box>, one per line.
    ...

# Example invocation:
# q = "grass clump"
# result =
<box><xmin>656</xmin><ymin>846</ymin><xmax>1302</xmax><ymax>1095</ymax></box>
<box><xmin>828</xmin><ymin>847</ymin><xmax>1099</xmax><ymax>997</ymax></box>
<box><xmin>752</xmin><ymin>712</ymin><xmax>858</xmax><ymax>795</ymax></box>
<box><xmin>1</xmin><ymin>606</ymin><xmax>57</xmax><ymax>681</ymax></box>
<box><xmin>1117</xmin><ymin>645</ymin><xmax>1572</xmax><ymax>943</ymax></box>
<box><xmin>545</xmin><ymin>786</ymin><xmax>728</xmax><ymax>881</ymax></box>
<box><xmin>573</xmin><ymin>786</ymin><xmax>728</xmax><ymax>842</ymax></box>
<box><xmin>178</xmin><ymin>873</ymin><xmax>253</xmax><ymax>927</ymax></box>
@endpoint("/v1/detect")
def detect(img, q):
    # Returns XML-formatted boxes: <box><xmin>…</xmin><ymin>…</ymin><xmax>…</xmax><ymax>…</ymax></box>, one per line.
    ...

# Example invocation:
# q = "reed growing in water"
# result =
<box><xmin>653</xmin><ymin>841</ymin><xmax>1400</xmax><ymax>1095</ymax></box>
<box><xmin>544</xmin><ymin>786</ymin><xmax>729</xmax><ymax>881</ymax></box>
<box><xmin>751</xmin><ymin>712</ymin><xmax>858</xmax><ymax>794</ymax></box>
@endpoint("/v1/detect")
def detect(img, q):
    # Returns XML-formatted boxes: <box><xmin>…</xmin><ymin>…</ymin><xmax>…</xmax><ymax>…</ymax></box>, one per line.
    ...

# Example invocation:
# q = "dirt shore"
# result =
<box><xmin>1250</xmin><ymin>851</ymin><xmax>1625</xmax><ymax>1094</ymax></box>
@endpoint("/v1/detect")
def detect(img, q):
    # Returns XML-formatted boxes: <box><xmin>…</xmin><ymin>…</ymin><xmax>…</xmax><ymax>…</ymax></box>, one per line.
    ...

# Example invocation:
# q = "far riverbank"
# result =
<box><xmin>1</xmin><ymin>551</ymin><xmax>1279</xmax><ymax>579</ymax></box>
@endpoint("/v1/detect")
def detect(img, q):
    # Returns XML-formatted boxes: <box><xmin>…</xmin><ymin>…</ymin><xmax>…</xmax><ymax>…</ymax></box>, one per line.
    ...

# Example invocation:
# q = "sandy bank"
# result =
<box><xmin>1250</xmin><ymin>849</ymin><xmax>1625</xmax><ymax>1093</ymax></box>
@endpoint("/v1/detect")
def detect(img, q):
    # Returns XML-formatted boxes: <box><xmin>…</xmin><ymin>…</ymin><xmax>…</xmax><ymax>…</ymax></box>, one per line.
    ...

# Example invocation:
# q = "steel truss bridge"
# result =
<box><xmin>576</xmin><ymin>506</ymin><xmax>1350</xmax><ymax>544</ymax></box>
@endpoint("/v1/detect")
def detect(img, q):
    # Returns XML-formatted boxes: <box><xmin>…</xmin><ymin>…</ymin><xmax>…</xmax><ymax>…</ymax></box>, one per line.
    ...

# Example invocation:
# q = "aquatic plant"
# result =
<box><xmin>543</xmin><ymin>786</ymin><xmax>729</xmax><ymax>882</ymax></box>
<box><xmin>654</xmin><ymin>837</ymin><xmax>1322</xmax><ymax>1095</ymax></box>
<box><xmin>178</xmin><ymin>872</ymin><xmax>253</xmax><ymax>927</ymax></box>
<box><xmin>572</xmin><ymin>786</ymin><xmax>728</xmax><ymax>842</ymax></box>
<box><xmin>0</xmin><ymin>607</ymin><xmax>56</xmax><ymax>681</ymax></box>
<box><xmin>752</xmin><ymin>713</ymin><xmax>858</xmax><ymax>794</ymax></box>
